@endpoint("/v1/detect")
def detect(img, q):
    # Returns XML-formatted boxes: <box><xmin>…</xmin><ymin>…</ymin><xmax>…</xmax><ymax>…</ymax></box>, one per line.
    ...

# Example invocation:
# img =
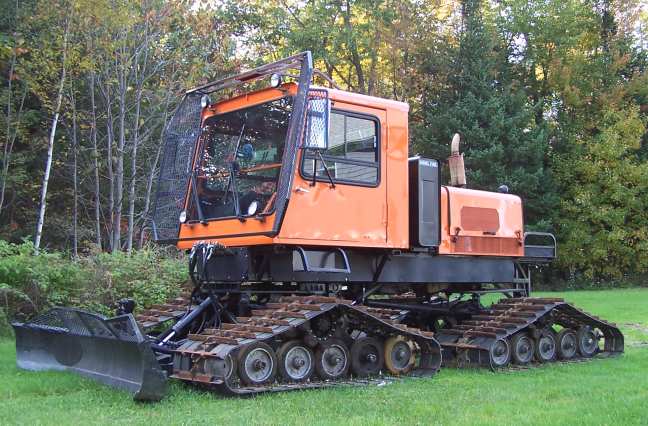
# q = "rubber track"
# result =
<box><xmin>435</xmin><ymin>297</ymin><xmax>624</xmax><ymax>370</ymax></box>
<box><xmin>168</xmin><ymin>295</ymin><xmax>442</xmax><ymax>396</ymax></box>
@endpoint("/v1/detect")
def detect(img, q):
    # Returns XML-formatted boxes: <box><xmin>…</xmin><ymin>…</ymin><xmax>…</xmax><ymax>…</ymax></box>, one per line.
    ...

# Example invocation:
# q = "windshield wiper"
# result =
<box><xmin>311</xmin><ymin>150</ymin><xmax>336</xmax><ymax>188</ymax></box>
<box><xmin>224</xmin><ymin>119</ymin><xmax>247</xmax><ymax>219</ymax></box>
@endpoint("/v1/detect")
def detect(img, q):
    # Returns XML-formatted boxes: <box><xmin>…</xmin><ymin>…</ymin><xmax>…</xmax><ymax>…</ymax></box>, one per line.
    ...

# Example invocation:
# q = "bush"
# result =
<box><xmin>0</xmin><ymin>307</ymin><xmax>13</xmax><ymax>338</ymax></box>
<box><xmin>0</xmin><ymin>240</ymin><xmax>187</xmax><ymax>320</ymax></box>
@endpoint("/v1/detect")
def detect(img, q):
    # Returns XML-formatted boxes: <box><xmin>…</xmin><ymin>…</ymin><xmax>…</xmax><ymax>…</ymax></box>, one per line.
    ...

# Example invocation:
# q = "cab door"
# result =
<box><xmin>277</xmin><ymin>103</ymin><xmax>388</xmax><ymax>247</ymax></box>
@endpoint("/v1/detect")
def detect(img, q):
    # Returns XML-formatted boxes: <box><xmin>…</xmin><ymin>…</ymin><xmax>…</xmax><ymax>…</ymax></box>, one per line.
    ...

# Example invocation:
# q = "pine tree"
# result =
<box><xmin>414</xmin><ymin>0</ymin><xmax>556</xmax><ymax>228</ymax></box>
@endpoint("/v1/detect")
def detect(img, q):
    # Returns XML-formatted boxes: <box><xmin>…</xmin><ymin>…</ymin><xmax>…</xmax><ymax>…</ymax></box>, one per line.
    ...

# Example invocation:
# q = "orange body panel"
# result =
<box><xmin>438</xmin><ymin>186</ymin><xmax>524</xmax><ymax>257</ymax></box>
<box><xmin>176</xmin><ymin>84</ymin><xmax>525</xmax><ymax>257</ymax></box>
<box><xmin>276</xmin><ymin>89</ymin><xmax>410</xmax><ymax>249</ymax></box>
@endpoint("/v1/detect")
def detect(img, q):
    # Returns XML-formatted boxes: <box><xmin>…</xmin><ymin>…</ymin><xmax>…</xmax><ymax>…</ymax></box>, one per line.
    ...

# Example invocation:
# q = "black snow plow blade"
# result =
<box><xmin>12</xmin><ymin>308</ymin><xmax>167</xmax><ymax>401</ymax></box>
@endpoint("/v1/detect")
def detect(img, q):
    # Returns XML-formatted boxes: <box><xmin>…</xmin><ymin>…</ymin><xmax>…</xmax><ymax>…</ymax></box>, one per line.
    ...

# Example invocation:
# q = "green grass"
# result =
<box><xmin>2</xmin><ymin>289</ymin><xmax>648</xmax><ymax>425</ymax></box>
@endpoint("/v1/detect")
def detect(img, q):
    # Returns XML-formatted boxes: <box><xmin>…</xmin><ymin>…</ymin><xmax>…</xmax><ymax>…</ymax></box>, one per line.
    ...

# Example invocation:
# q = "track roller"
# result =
<box><xmin>238</xmin><ymin>342</ymin><xmax>277</xmax><ymax>385</ymax></box>
<box><xmin>511</xmin><ymin>333</ymin><xmax>534</xmax><ymax>365</ymax></box>
<box><xmin>576</xmin><ymin>326</ymin><xmax>599</xmax><ymax>357</ymax></box>
<box><xmin>350</xmin><ymin>337</ymin><xmax>384</xmax><ymax>377</ymax></box>
<box><xmin>315</xmin><ymin>338</ymin><xmax>350</xmax><ymax>380</ymax></box>
<box><xmin>383</xmin><ymin>336</ymin><xmax>416</xmax><ymax>375</ymax></box>
<box><xmin>556</xmin><ymin>329</ymin><xmax>578</xmax><ymax>360</ymax></box>
<box><xmin>489</xmin><ymin>339</ymin><xmax>511</xmax><ymax>368</ymax></box>
<box><xmin>277</xmin><ymin>340</ymin><xmax>314</xmax><ymax>382</ymax></box>
<box><xmin>534</xmin><ymin>329</ymin><xmax>557</xmax><ymax>363</ymax></box>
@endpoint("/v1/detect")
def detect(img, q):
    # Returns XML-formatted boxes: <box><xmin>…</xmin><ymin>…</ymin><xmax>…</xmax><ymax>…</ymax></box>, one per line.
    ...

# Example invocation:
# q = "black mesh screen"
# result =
<box><xmin>152</xmin><ymin>93</ymin><xmax>203</xmax><ymax>241</ymax></box>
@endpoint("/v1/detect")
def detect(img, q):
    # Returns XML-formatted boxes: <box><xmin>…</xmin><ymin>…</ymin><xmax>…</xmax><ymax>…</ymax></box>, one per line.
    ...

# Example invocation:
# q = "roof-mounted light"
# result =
<box><xmin>270</xmin><ymin>73</ymin><xmax>282</xmax><ymax>88</ymax></box>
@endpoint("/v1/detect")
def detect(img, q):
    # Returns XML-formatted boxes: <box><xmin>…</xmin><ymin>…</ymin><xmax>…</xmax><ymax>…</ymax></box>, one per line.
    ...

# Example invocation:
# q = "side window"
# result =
<box><xmin>302</xmin><ymin>111</ymin><xmax>379</xmax><ymax>185</ymax></box>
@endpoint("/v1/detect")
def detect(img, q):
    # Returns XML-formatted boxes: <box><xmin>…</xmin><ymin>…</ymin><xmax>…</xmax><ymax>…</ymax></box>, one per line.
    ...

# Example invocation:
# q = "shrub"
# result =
<box><xmin>0</xmin><ymin>240</ymin><xmax>187</xmax><ymax>320</ymax></box>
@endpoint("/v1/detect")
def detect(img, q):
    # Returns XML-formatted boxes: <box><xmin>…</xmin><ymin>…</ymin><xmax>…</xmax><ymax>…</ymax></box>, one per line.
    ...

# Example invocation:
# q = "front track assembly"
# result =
<box><xmin>435</xmin><ymin>297</ymin><xmax>624</xmax><ymax>370</ymax></box>
<box><xmin>169</xmin><ymin>296</ymin><xmax>442</xmax><ymax>395</ymax></box>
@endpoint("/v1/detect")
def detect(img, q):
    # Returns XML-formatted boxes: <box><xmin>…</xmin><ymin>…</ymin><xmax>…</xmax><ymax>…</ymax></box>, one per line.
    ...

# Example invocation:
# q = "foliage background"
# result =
<box><xmin>0</xmin><ymin>0</ymin><xmax>646</xmax><ymax>318</ymax></box>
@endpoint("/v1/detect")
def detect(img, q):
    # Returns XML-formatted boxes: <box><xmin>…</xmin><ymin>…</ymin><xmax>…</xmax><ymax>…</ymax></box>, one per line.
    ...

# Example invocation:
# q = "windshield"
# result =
<box><xmin>188</xmin><ymin>96</ymin><xmax>293</xmax><ymax>221</ymax></box>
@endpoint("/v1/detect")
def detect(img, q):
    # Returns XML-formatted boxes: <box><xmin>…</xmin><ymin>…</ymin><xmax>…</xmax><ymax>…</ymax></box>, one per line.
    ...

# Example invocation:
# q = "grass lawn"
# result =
<box><xmin>1</xmin><ymin>289</ymin><xmax>647</xmax><ymax>425</ymax></box>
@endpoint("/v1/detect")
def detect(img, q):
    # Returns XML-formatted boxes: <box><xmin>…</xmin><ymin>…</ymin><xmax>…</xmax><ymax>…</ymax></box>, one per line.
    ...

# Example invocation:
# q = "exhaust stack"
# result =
<box><xmin>448</xmin><ymin>133</ymin><xmax>466</xmax><ymax>187</ymax></box>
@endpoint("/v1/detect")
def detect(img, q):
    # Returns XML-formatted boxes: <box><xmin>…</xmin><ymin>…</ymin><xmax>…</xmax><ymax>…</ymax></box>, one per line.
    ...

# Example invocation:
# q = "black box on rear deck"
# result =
<box><xmin>408</xmin><ymin>157</ymin><xmax>441</xmax><ymax>248</ymax></box>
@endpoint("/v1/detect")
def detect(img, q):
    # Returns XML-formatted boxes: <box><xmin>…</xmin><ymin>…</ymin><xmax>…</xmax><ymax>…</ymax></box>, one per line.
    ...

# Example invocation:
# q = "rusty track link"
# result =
<box><xmin>135</xmin><ymin>290</ymin><xmax>193</xmax><ymax>331</ymax></box>
<box><xmin>166</xmin><ymin>295</ymin><xmax>442</xmax><ymax>396</ymax></box>
<box><xmin>435</xmin><ymin>297</ymin><xmax>624</xmax><ymax>370</ymax></box>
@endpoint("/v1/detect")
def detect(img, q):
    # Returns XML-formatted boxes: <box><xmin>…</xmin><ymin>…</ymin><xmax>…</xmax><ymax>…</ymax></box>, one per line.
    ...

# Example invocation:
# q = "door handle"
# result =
<box><xmin>294</xmin><ymin>186</ymin><xmax>310</xmax><ymax>193</ymax></box>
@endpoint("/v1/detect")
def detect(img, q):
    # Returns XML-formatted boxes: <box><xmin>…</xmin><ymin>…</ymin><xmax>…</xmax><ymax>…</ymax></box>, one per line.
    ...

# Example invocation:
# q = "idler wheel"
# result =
<box><xmin>383</xmin><ymin>336</ymin><xmax>415</xmax><ymax>375</ymax></box>
<box><xmin>315</xmin><ymin>338</ymin><xmax>350</xmax><ymax>380</ymax></box>
<box><xmin>577</xmin><ymin>326</ymin><xmax>599</xmax><ymax>358</ymax></box>
<box><xmin>534</xmin><ymin>329</ymin><xmax>557</xmax><ymax>363</ymax></box>
<box><xmin>238</xmin><ymin>342</ymin><xmax>277</xmax><ymax>385</ymax></box>
<box><xmin>350</xmin><ymin>337</ymin><xmax>384</xmax><ymax>377</ymax></box>
<box><xmin>489</xmin><ymin>338</ymin><xmax>511</xmax><ymax>368</ymax></box>
<box><xmin>511</xmin><ymin>333</ymin><xmax>535</xmax><ymax>365</ymax></box>
<box><xmin>277</xmin><ymin>340</ymin><xmax>314</xmax><ymax>382</ymax></box>
<box><xmin>203</xmin><ymin>353</ymin><xmax>236</xmax><ymax>381</ymax></box>
<box><xmin>556</xmin><ymin>329</ymin><xmax>578</xmax><ymax>359</ymax></box>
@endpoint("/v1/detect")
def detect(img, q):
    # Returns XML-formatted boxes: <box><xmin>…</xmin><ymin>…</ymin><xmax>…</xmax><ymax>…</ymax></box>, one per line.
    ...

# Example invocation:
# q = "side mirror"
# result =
<box><xmin>302</xmin><ymin>90</ymin><xmax>330</xmax><ymax>150</ymax></box>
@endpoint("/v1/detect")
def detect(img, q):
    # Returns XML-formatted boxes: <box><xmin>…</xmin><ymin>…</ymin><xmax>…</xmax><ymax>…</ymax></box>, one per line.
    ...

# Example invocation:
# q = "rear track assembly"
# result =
<box><xmin>435</xmin><ymin>297</ymin><xmax>624</xmax><ymax>369</ymax></box>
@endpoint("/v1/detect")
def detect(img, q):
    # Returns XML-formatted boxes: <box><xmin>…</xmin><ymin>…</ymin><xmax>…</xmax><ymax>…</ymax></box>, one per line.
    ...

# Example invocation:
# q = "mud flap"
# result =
<box><xmin>12</xmin><ymin>308</ymin><xmax>167</xmax><ymax>401</ymax></box>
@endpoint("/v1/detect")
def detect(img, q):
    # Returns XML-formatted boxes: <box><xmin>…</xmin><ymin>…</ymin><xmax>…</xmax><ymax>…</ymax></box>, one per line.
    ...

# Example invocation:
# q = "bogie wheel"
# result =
<box><xmin>534</xmin><ymin>329</ymin><xmax>557</xmax><ymax>363</ymax></box>
<box><xmin>511</xmin><ymin>333</ymin><xmax>535</xmax><ymax>365</ymax></box>
<box><xmin>350</xmin><ymin>337</ymin><xmax>384</xmax><ymax>377</ymax></box>
<box><xmin>238</xmin><ymin>342</ymin><xmax>277</xmax><ymax>386</ymax></box>
<box><xmin>277</xmin><ymin>340</ymin><xmax>314</xmax><ymax>382</ymax></box>
<box><xmin>315</xmin><ymin>338</ymin><xmax>350</xmax><ymax>380</ymax></box>
<box><xmin>383</xmin><ymin>336</ymin><xmax>416</xmax><ymax>375</ymax></box>
<box><xmin>489</xmin><ymin>338</ymin><xmax>511</xmax><ymax>368</ymax></box>
<box><xmin>576</xmin><ymin>326</ymin><xmax>599</xmax><ymax>358</ymax></box>
<box><xmin>556</xmin><ymin>329</ymin><xmax>578</xmax><ymax>360</ymax></box>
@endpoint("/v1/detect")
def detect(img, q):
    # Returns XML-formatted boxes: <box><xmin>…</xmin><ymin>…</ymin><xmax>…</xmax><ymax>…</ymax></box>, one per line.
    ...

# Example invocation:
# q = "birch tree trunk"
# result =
<box><xmin>113</xmin><ymin>41</ymin><xmax>127</xmax><ymax>251</ymax></box>
<box><xmin>1</xmin><ymin>52</ymin><xmax>26</xmax><ymax>213</ymax></box>
<box><xmin>70</xmin><ymin>87</ymin><xmax>78</xmax><ymax>259</ymax></box>
<box><xmin>99</xmin><ymin>78</ymin><xmax>115</xmax><ymax>252</ymax></box>
<box><xmin>126</xmin><ymin>88</ymin><xmax>142</xmax><ymax>254</ymax></box>
<box><xmin>89</xmin><ymin>70</ymin><xmax>102</xmax><ymax>249</ymax></box>
<box><xmin>34</xmin><ymin>19</ymin><xmax>69</xmax><ymax>254</ymax></box>
<box><xmin>1</xmin><ymin>0</ymin><xmax>27</xmax><ymax>214</ymax></box>
<box><xmin>126</xmin><ymin>18</ymin><xmax>150</xmax><ymax>253</ymax></box>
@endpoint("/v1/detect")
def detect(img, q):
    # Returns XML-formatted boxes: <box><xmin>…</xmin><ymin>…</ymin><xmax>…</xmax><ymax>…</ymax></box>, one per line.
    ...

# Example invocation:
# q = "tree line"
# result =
<box><xmin>0</xmin><ymin>0</ymin><xmax>646</xmax><ymax>283</ymax></box>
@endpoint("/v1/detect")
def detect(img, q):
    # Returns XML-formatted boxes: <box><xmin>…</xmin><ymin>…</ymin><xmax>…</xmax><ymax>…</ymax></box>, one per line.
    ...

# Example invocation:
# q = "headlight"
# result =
<box><xmin>270</xmin><ymin>73</ymin><xmax>282</xmax><ymax>88</ymax></box>
<box><xmin>200</xmin><ymin>94</ymin><xmax>211</xmax><ymax>108</ymax></box>
<box><xmin>179</xmin><ymin>210</ymin><xmax>187</xmax><ymax>223</ymax></box>
<box><xmin>247</xmin><ymin>200</ymin><xmax>259</xmax><ymax>216</ymax></box>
